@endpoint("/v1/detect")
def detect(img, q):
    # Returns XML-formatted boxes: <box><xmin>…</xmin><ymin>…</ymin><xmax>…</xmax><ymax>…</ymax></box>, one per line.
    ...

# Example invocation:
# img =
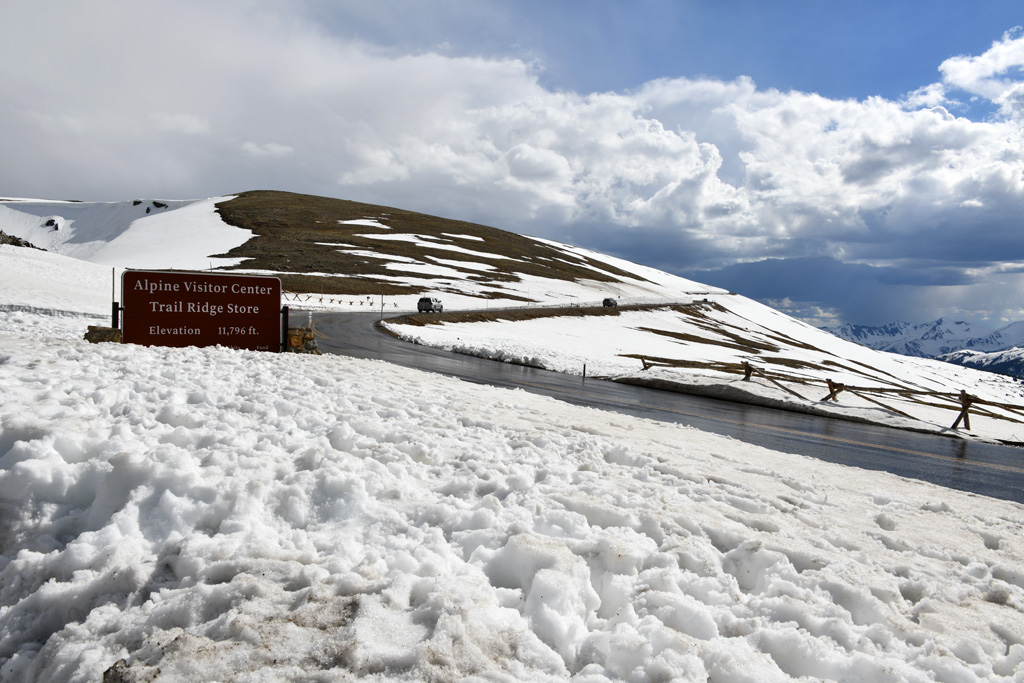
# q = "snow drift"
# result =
<box><xmin>1</xmin><ymin>333</ymin><xmax>1023</xmax><ymax>681</ymax></box>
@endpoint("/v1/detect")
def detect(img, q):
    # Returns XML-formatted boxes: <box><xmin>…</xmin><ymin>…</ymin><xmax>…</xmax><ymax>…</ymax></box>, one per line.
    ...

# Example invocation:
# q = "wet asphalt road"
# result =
<box><xmin>312</xmin><ymin>311</ymin><xmax>1024</xmax><ymax>504</ymax></box>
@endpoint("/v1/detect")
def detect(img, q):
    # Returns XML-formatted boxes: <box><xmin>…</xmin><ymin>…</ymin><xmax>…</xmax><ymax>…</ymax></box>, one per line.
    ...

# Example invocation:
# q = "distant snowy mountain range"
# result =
<box><xmin>822</xmin><ymin>318</ymin><xmax>1024</xmax><ymax>377</ymax></box>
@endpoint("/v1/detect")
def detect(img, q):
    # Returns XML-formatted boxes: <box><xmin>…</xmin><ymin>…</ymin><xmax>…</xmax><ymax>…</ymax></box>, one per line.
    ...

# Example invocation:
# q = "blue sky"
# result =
<box><xmin>3</xmin><ymin>0</ymin><xmax>1024</xmax><ymax>327</ymax></box>
<box><xmin>324</xmin><ymin>1</ymin><xmax>1019</xmax><ymax>112</ymax></box>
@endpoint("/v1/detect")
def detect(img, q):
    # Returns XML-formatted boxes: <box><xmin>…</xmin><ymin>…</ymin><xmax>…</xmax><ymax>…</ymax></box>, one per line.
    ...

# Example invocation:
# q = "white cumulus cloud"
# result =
<box><xmin>940</xmin><ymin>27</ymin><xmax>1024</xmax><ymax>118</ymax></box>
<box><xmin>3</xmin><ymin>0</ymin><xmax>1024</xmax><ymax>324</ymax></box>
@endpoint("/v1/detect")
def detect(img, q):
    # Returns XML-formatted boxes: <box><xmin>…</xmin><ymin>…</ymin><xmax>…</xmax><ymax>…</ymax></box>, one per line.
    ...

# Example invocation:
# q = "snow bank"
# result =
<box><xmin>1</xmin><ymin>331</ymin><xmax>1023</xmax><ymax>681</ymax></box>
<box><xmin>0</xmin><ymin>245</ymin><xmax>112</xmax><ymax>338</ymax></box>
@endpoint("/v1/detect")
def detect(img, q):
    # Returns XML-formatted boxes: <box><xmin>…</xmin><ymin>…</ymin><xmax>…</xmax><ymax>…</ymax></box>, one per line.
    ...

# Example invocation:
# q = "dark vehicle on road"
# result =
<box><xmin>603</xmin><ymin>298</ymin><xmax>618</xmax><ymax>307</ymax></box>
<box><xmin>418</xmin><ymin>297</ymin><xmax>443</xmax><ymax>313</ymax></box>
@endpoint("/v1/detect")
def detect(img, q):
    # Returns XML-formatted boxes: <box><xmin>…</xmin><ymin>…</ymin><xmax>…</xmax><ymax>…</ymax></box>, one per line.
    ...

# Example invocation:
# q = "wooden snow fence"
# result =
<box><xmin>812</xmin><ymin>379</ymin><xmax>1024</xmax><ymax>431</ymax></box>
<box><xmin>635</xmin><ymin>356</ymin><xmax>1024</xmax><ymax>432</ymax></box>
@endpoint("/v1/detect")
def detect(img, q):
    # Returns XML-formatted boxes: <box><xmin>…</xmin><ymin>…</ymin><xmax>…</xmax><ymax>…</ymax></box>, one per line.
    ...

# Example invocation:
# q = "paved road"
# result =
<box><xmin>312</xmin><ymin>311</ymin><xmax>1024</xmax><ymax>504</ymax></box>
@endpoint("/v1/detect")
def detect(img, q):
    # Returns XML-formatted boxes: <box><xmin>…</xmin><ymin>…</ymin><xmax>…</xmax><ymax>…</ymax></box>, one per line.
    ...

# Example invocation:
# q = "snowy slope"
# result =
<box><xmin>0</xmin><ymin>197</ymin><xmax>251</xmax><ymax>270</ymax></box>
<box><xmin>0</xmin><ymin>245</ymin><xmax>113</xmax><ymax>315</ymax></box>
<box><xmin>0</xmin><ymin>194</ymin><xmax>722</xmax><ymax>309</ymax></box>
<box><xmin>386</xmin><ymin>296</ymin><xmax>1024</xmax><ymax>443</ymax></box>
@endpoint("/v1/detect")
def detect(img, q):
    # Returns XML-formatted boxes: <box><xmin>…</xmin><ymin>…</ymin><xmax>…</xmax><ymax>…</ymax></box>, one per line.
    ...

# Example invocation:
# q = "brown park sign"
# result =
<box><xmin>122</xmin><ymin>270</ymin><xmax>283</xmax><ymax>352</ymax></box>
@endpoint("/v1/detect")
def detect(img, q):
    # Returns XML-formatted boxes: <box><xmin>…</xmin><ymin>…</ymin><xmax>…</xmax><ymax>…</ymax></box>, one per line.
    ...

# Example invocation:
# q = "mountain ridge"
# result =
<box><xmin>823</xmin><ymin>318</ymin><xmax>1024</xmax><ymax>377</ymax></box>
<box><xmin>0</xmin><ymin>190</ymin><xmax>723</xmax><ymax>309</ymax></box>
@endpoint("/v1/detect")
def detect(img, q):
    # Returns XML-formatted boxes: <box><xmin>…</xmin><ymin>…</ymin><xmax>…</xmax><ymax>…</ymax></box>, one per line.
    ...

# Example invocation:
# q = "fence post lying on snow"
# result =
<box><xmin>951</xmin><ymin>390</ymin><xmax>975</xmax><ymax>430</ymax></box>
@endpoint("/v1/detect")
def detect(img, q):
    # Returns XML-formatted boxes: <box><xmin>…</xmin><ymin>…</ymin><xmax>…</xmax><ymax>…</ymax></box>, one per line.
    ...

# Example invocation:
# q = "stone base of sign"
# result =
<box><xmin>84</xmin><ymin>326</ymin><xmax>123</xmax><ymax>344</ymax></box>
<box><xmin>287</xmin><ymin>327</ymin><xmax>321</xmax><ymax>354</ymax></box>
<box><xmin>83</xmin><ymin>325</ymin><xmax>319</xmax><ymax>354</ymax></box>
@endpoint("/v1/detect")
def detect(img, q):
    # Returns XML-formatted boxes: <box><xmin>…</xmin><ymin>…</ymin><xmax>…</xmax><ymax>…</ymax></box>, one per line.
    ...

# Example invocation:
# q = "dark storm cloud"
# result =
<box><xmin>682</xmin><ymin>256</ymin><xmax>1024</xmax><ymax>327</ymax></box>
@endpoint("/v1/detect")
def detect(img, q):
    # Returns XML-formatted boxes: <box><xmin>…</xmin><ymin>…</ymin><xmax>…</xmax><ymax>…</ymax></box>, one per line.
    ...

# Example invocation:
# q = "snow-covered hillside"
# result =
<box><xmin>0</xmin><ymin>197</ymin><xmax>251</xmax><ymax>270</ymax></box>
<box><xmin>386</xmin><ymin>298</ymin><xmax>1024</xmax><ymax>443</ymax></box>
<box><xmin>0</xmin><ymin>193</ymin><xmax>724</xmax><ymax>310</ymax></box>
<box><xmin>1</xmin><ymin>241</ymin><xmax>1023</xmax><ymax>682</ymax></box>
<box><xmin>4</xmin><ymin>193</ymin><xmax>1024</xmax><ymax>443</ymax></box>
